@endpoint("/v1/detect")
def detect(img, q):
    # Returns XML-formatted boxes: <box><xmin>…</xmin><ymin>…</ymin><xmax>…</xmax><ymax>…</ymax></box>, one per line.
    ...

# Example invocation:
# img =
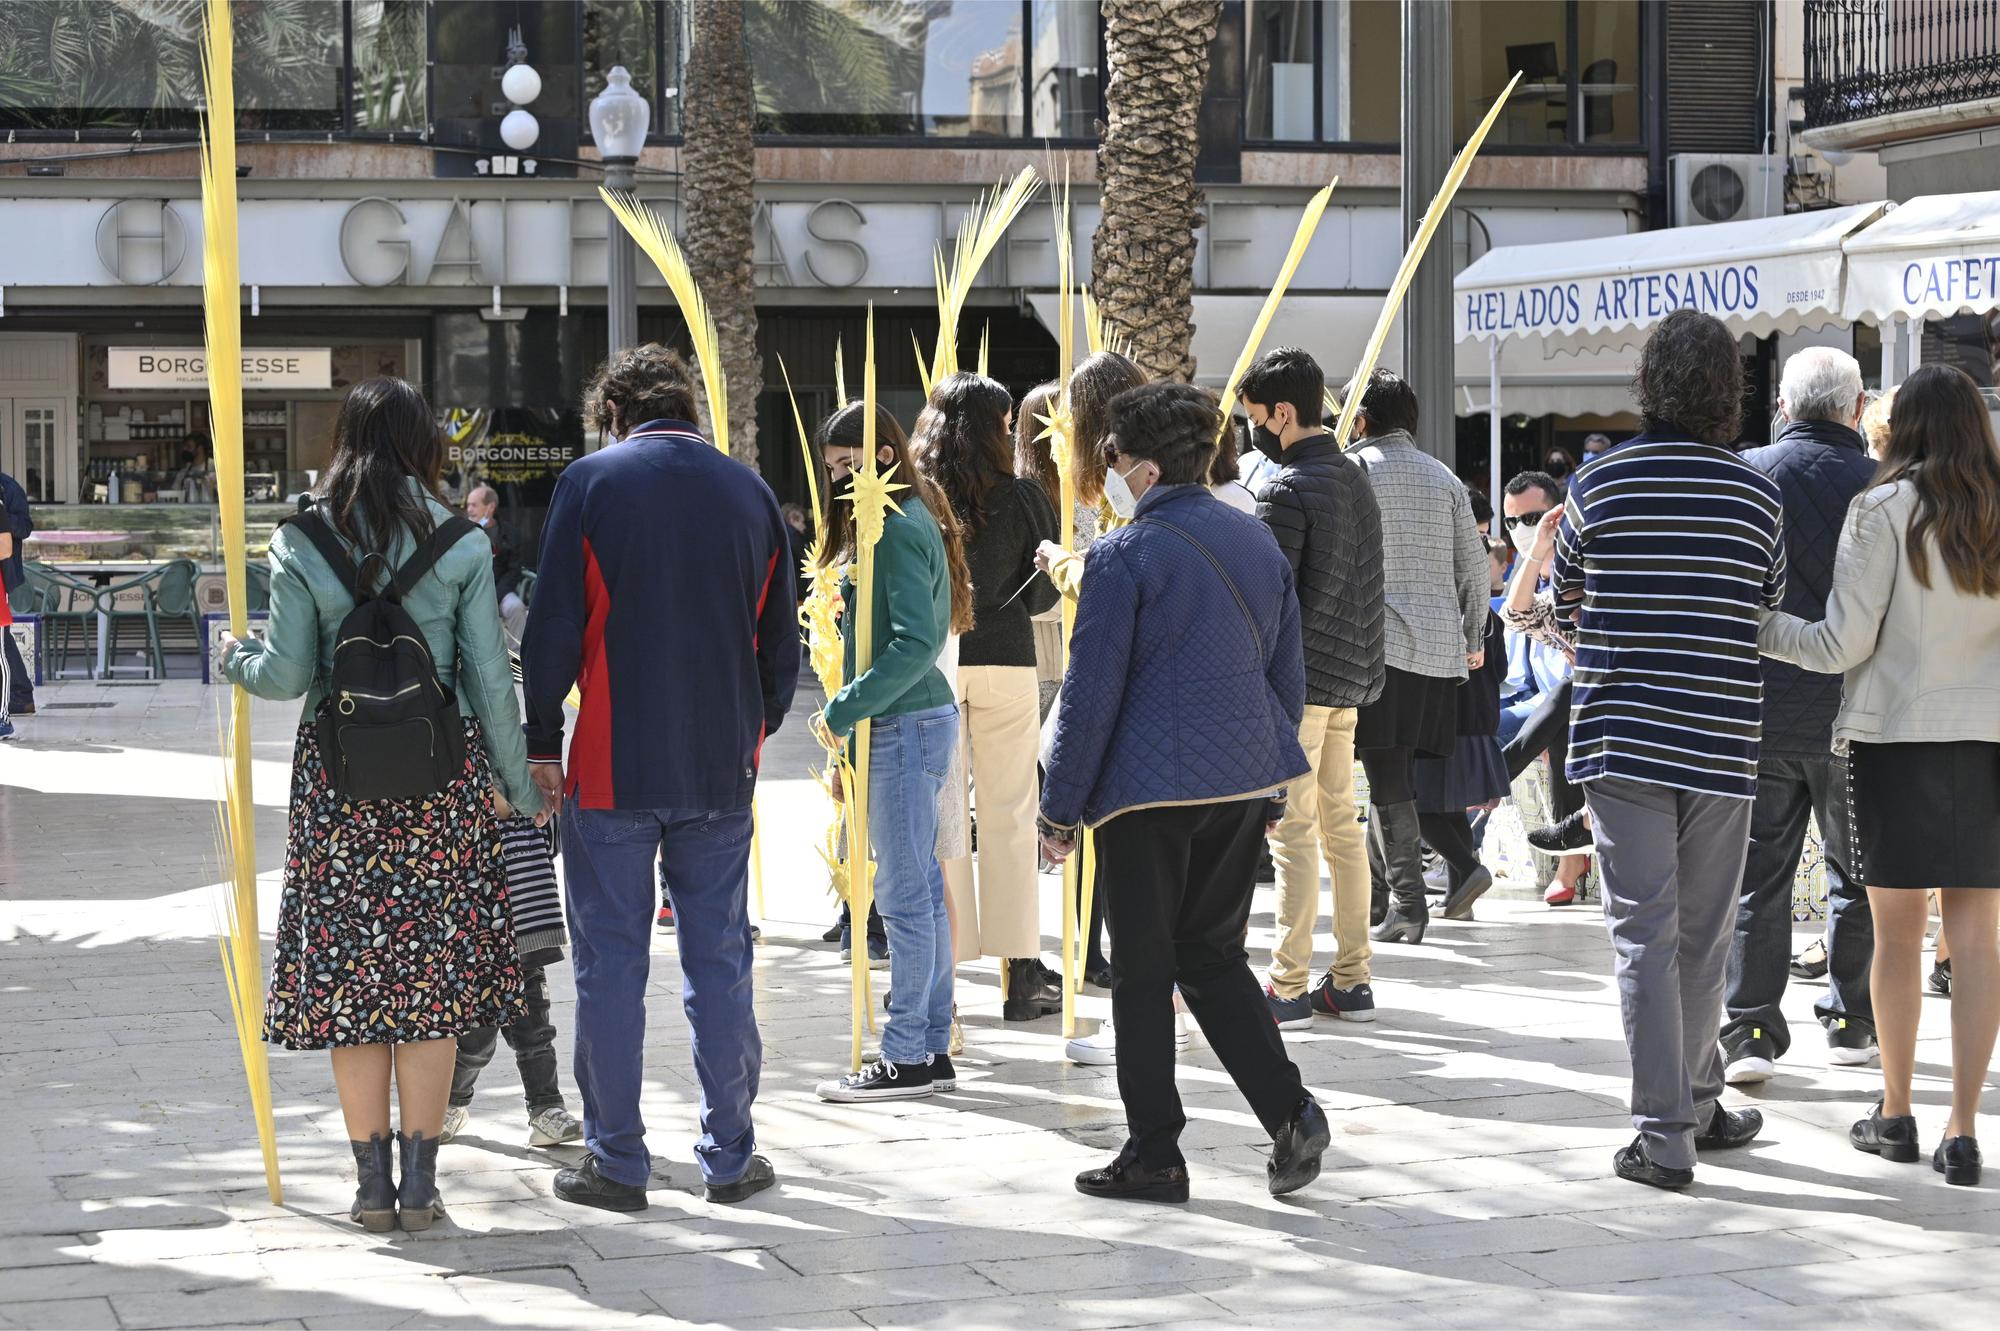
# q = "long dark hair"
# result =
<box><xmin>316</xmin><ymin>377</ymin><xmax>445</xmax><ymax>564</ymax></box>
<box><xmin>814</xmin><ymin>402</ymin><xmax>976</xmax><ymax>634</ymax></box>
<box><xmin>1013</xmin><ymin>379</ymin><xmax>1061</xmax><ymax>508</ymax></box>
<box><xmin>1068</xmin><ymin>350</ymin><xmax>1147</xmax><ymax>505</ymax></box>
<box><xmin>912</xmin><ymin>372</ymin><xmax>1015</xmax><ymax>535</ymax></box>
<box><xmin>1875</xmin><ymin>364</ymin><xmax>2000</xmax><ymax>597</ymax></box>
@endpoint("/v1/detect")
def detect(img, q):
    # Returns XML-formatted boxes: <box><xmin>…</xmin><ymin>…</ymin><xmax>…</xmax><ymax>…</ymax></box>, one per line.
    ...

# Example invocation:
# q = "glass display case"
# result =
<box><xmin>25</xmin><ymin>503</ymin><xmax>298</xmax><ymax>566</ymax></box>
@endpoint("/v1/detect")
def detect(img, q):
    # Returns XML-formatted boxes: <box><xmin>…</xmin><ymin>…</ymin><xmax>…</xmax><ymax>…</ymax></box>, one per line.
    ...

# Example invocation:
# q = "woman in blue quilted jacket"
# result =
<box><xmin>1038</xmin><ymin>381</ymin><xmax>1328</xmax><ymax>1205</ymax></box>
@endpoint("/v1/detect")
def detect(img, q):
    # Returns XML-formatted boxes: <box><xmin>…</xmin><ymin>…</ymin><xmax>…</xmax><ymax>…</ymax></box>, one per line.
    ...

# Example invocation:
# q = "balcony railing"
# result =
<box><xmin>1803</xmin><ymin>0</ymin><xmax>2000</xmax><ymax>130</ymax></box>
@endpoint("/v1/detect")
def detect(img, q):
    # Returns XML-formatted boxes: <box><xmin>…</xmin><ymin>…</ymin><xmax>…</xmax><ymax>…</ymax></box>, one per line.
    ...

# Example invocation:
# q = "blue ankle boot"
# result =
<box><xmin>396</xmin><ymin>1129</ymin><xmax>445</xmax><ymax>1230</ymax></box>
<box><xmin>349</xmin><ymin>1135</ymin><xmax>396</xmax><ymax>1232</ymax></box>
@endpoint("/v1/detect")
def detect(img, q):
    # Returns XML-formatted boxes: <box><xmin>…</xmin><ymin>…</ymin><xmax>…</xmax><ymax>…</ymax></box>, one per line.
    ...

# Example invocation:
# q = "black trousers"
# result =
<box><xmin>449</xmin><ymin>964</ymin><xmax>563</xmax><ymax>1113</ymax></box>
<box><xmin>1075</xmin><ymin>846</ymin><xmax>1108</xmax><ymax>972</ymax></box>
<box><xmin>3</xmin><ymin>629</ymin><xmax>30</xmax><ymax>714</ymax></box>
<box><xmin>1099</xmin><ymin>799</ymin><xmax>1307</xmax><ymax>1170</ymax></box>
<box><xmin>1502</xmin><ymin>678</ymin><xmax>1583</xmax><ymax>821</ymax></box>
<box><xmin>1418</xmin><ymin>810</ymin><xmax>1482</xmax><ymax>890</ymax></box>
<box><xmin>1723</xmin><ymin>755</ymin><xmax>1872</xmax><ymax>1055</ymax></box>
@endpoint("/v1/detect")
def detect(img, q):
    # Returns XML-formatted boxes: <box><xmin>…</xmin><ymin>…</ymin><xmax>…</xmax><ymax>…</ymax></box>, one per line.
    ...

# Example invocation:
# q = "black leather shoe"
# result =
<box><xmin>1369</xmin><ymin>902</ymin><xmax>1428</xmax><ymax>944</ymax></box>
<box><xmin>1003</xmin><ymin>958</ymin><xmax>1063</xmax><ymax>1022</ymax></box>
<box><xmin>1268</xmin><ymin>1098</ymin><xmax>1331</xmax><ymax>1196</ymax></box>
<box><xmin>1851</xmin><ymin>1103</ymin><xmax>1921</xmax><ymax>1164</ymax></box>
<box><xmin>705</xmin><ymin>1154</ymin><xmax>776</xmax><ymax>1204</ymax></box>
<box><xmin>1076</xmin><ymin>1155</ymin><xmax>1190</xmax><ymax>1203</ymax></box>
<box><xmin>1934</xmin><ymin>1136</ymin><xmax>1982</xmax><ymax>1186</ymax></box>
<box><xmin>1440</xmin><ymin>866</ymin><xmax>1494</xmax><ymax>921</ymax></box>
<box><xmin>1613</xmin><ymin>1136</ymin><xmax>1694</xmax><ymax>1190</ymax></box>
<box><xmin>1694</xmin><ymin>1104</ymin><xmax>1763</xmax><ymax>1151</ymax></box>
<box><xmin>554</xmin><ymin>1154</ymin><xmax>649</xmax><ymax>1212</ymax></box>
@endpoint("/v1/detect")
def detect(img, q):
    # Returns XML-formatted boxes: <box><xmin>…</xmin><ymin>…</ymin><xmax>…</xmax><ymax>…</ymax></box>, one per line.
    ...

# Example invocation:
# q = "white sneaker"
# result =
<box><xmin>1064</xmin><ymin>1018</ymin><xmax>1191</xmax><ymax>1066</ymax></box>
<box><xmin>439</xmin><ymin>1104</ymin><xmax>468</xmax><ymax>1144</ymax></box>
<box><xmin>528</xmin><ymin>1106</ymin><xmax>584</xmax><ymax>1147</ymax></box>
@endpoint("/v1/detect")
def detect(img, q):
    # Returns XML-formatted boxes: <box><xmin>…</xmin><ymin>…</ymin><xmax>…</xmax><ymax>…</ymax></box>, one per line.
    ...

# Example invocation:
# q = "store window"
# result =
<box><xmin>584</xmin><ymin>0</ymin><xmax>679</xmax><ymax>138</ymax></box>
<box><xmin>1031</xmin><ymin>0</ymin><xmax>1097</xmax><ymax>138</ymax></box>
<box><xmin>350</xmin><ymin>0</ymin><xmax>428</xmax><ymax>136</ymax></box>
<box><xmin>1452</xmin><ymin>0</ymin><xmax>1641</xmax><ymax>148</ymax></box>
<box><xmin>747</xmin><ymin>0</ymin><xmax>1028</xmax><ymax>137</ymax></box>
<box><xmin>1241</xmin><ymin>1</ymin><xmax>1402</xmax><ymax>146</ymax></box>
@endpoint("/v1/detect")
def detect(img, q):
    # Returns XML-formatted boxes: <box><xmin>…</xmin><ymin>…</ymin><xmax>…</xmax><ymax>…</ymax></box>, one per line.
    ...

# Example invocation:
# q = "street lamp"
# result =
<box><xmin>589</xmin><ymin>66</ymin><xmax>652</xmax><ymax>357</ymax></box>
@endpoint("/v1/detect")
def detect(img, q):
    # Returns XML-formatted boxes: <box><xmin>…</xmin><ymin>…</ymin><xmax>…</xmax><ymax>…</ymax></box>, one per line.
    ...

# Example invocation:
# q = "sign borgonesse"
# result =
<box><xmin>109</xmin><ymin>347</ymin><xmax>332</xmax><ymax>390</ymax></box>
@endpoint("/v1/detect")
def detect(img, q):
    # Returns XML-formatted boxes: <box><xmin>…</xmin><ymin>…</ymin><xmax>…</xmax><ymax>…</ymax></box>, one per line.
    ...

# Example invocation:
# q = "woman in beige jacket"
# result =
<box><xmin>1759</xmin><ymin>364</ymin><xmax>2000</xmax><ymax>1187</ymax></box>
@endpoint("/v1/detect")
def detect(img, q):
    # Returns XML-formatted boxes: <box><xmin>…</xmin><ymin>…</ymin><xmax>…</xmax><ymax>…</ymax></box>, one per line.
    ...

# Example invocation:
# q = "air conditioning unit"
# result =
<box><xmin>1669</xmin><ymin>154</ymin><xmax>1786</xmax><ymax>227</ymax></box>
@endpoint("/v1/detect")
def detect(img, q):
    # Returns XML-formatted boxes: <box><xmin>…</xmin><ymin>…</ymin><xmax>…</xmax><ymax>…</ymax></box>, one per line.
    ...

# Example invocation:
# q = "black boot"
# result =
<box><xmin>1368</xmin><ymin>801</ymin><xmax>1429</xmax><ymax>944</ymax></box>
<box><xmin>1367</xmin><ymin>812</ymin><xmax>1390</xmax><ymax>927</ymax></box>
<box><xmin>349</xmin><ymin>1134</ymin><xmax>396</xmax><ymax>1232</ymax></box>
<box><xmin>1003</xmin><ymin>957</ymin><xmax>1063</xmax><ymax>1022</ymax></box>
<box><xmin>396</xmin><ymin>1129</ymin><xmax>445</xmax><ymax>1231</ymax></box>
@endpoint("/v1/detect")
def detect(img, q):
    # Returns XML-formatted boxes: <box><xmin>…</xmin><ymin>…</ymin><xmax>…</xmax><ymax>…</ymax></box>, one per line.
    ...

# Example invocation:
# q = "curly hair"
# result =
<box><xmin>1067</xmin><ymin>350</ymin><xmax>1147</xmax><ymax>505</ymax></box>
<box><xmin>1876</xmin><ymin>364</ymin><xmax>2000</xmax><ymax>597</ymax></box>
<box><xmin>583</xmin><ymin>343</ymin><xmax>699</xmax><ymax>436</ymax></box>
<box><xmin>1634</xmin><ymin>309</ymin><xmax>1743</xmax><ymax>446</ymax></box>
<box><xmin>813</xmin><ymin>402</ymin><xmax>976</xmax><ymax>634</ymax></box>
<box><xmin>912</xmin><ymin>372</ymin><xmax>1015</xmax><ymax>535</ymax></box>
<box><xmin>1104</xmin><ymin>382</ymin><xmax>1221</xmax><ymax>486</ymax></box>
<box><xmin>1013</xmin><ymin>380</ymin><xmax>1062</xmax><ymax>508</ymax></box>
<box><xmin>1860</xmin><ymin>387</ymin><xmax>1895</xmax><ymax>456</ymax></box>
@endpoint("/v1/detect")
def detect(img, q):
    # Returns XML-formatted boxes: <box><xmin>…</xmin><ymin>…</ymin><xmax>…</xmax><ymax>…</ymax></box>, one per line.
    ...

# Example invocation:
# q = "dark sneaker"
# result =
<box><xmin>1722</xmin><ymin>1028</ymin><xmax>1777</xmax><ymax>1086</ymax></box>
<box><xmin>1266</xmin><ymin>984</ymin><xmax>1314</xmax><ymax>1030</ymax></box>
<box><xmin>1613</xmin><ymin>1136</ymin><xmax>1694</xmax><ymax>1190</ymax></box>
<box><xmin>822</xmin><ymin>913</ymin><xmax>846</xmax><ymax>943</ymax></box>
<box><xmin>1440</xmin><ymin>865</ymin><xmax>1494</xmax><ymax>921</ymax></box>
<box><xmin>815</xmin><ymin>1058</ymin><xmax>933</xmax><ymax>1103</ymax></box>
<box><xmin>1693</xmin><ymin>1104</ymin><xmax>1763</xmax><ymax>1151</ymax></box>
<box><xmin>553</xmin><ymin>1154</ymin><xmax>649</xmax><ymax>1212</ymax></box>
<box><xmin>1929</xmin><ymin>957</ymin><xmax>1952</xmax><ymax>997</ymax></box>
<box><xmin>1309</xmin><ymin>975</ymin><xmax>1377</xmax><ymax>1023</ymax></box>
<box><xmin>655</xmin><ymin>901</ymin><xmax>675</xmax><ymax>932</ymax></box>
<box><xmin>1826</xmin><ymin>1017</ymin><xmax>1879</xmax><ymax>1067</ymax></box>
<box><xmin>1075</xmin><ymin>1155</ymin><xmax>1190</xmax><ymax>1203</ymax></box>
<box><xmin>1790</xmin><ymin>938</ymin><xmax>1828</xmax><ymax>980</ymax></box>
<box><xmin>928</xmin><ymin>1053</ymin><xmax>958</xmax><ymax>1092</ymax></box>
<box><xmin>1527</xmin><ymin>810</ymin><xmax>1595</xmax><ymax>853</ymax></box>
<box><xmin>705</xmin><ymin>1154</ymin><xmax>776</xmax><ymax>1204</ymax></box>
<box><xmin>839</xmin><ymin>927</ymin><xmax>890</xmax><ymax>969</ymax></box>
<box><xmin>1267</xmin><ymin>1098</ymin><xmax>1331</xmax><ymax>1196</ymax></box>
<box><xmin>1851</xmin><ymin>1102</ymin><xmax>1920</xmax><ymax>1164</ymax></box>
<box><xmin>1934</xmin><ymin>1136</ymin><xmax>1982</xmax><ymax>1186</ymax></box>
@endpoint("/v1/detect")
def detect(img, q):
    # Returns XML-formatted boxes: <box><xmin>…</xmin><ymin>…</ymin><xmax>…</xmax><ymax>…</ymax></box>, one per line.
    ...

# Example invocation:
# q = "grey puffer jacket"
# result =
<box><xmin>1254</xmin><ymin>435</ymin><xmax>1386</xmax><ymax>709</ymax></box>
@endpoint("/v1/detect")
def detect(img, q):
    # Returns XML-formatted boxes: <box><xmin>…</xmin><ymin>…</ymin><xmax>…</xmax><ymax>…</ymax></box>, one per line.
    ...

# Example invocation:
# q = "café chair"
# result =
<box><xmin>25</xmin><ymin>563</ymin><xmax>101</xmax><ymax>680</ymax></box>
<box><xmin>100</xmin><ymin>558</ymin><xmax>203</xmax><ymax>679</ymax></box>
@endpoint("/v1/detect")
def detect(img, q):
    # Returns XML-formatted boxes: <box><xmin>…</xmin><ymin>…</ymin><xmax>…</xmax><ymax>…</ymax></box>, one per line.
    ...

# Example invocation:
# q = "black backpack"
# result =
<box><xmin>280</xmin><ymin>499</ymin><xmax>480</xmax><ymax>802</ymax></box>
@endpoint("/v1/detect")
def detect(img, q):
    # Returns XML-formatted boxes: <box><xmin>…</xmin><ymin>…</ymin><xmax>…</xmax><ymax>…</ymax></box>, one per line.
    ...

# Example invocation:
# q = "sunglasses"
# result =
<box><xmin>1506</xmin><ymin>510</ymin><xmax>1550</xmax><ymax>529</ymax></box>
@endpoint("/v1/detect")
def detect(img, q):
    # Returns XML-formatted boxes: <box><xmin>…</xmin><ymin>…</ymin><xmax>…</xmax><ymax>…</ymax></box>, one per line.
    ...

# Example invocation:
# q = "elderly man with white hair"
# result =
<box><xmin>464</xmin><ymin>482</ymin><xmax>528</xmax><ymax>643</ymax></box>
<box><xmin>1721</xmin><ymin>346</ymin><xmax>1880</xmax><ymax>1087</ymax></box>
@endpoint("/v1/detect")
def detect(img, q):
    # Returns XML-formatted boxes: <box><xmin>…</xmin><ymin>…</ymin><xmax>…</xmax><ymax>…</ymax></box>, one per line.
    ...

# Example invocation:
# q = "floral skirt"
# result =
<box><xmin>263</xmin><ymin>717</ymin><xmax>524</xmax><ymax>1050</ymax></box>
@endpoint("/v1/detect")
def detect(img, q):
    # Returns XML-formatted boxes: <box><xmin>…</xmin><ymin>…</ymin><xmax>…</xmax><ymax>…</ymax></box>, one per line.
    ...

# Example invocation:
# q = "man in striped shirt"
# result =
<box><xmin>1550</xmin><ymin>309</ymin><xmax>1787</xmax><ymax>1190</ymax></box>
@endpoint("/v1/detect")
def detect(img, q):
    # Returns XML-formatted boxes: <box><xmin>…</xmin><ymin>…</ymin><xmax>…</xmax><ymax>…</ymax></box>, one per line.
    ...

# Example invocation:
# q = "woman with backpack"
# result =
<box><xmin>221</xmin><ymin>376</ymin><xmax>539</xmax><ymax>1231</ymax></box>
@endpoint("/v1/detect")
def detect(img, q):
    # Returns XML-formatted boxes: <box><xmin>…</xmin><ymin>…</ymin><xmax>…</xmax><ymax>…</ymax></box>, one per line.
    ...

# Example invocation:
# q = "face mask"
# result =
<box><xmin>1250</xmin><ymin>411</ymin><xmax>1289</xmax><ymax>462</ymax></box>
<box><xmin>1103</xmin><ymin>460</ymin><xmax>1146</xmax><ymax>520</ymax></box>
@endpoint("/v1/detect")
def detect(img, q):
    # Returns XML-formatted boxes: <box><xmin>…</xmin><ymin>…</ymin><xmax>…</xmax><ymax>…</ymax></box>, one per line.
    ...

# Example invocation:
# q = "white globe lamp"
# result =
<box><xmin>501</xmin><ymin>62</ymin><xmax>542</xmax><ymax>107</ymax></box>
<box><xmin>500</xmin><ymin>108</ymin><xmax>540</xmax><ymax>151</ymax></box>
<box><xmin>589</xmin><ymin>65</ymin><xmax>652</xmax><ymax>161</ymax></box>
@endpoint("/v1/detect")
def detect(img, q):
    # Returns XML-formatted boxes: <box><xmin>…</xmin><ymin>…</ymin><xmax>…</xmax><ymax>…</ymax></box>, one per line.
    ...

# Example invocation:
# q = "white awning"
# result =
<box><xmin>1453</xmin><ymin>202</ymin><xmax>1888</xmax><ymax>352</ymax></box>
<box><xmin>1842</xmin><ymin>190</ymin><xmax>2000</xmax><ymax>324</ymax></box>
<box><xmin>1025</xmin><ymin>291</ymin><xmax>1637</xmax><ymax>418</ymax></box>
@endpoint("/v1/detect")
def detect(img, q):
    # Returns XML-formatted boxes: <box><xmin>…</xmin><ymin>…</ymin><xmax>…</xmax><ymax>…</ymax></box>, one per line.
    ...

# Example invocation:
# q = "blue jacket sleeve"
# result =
<box><xmin>1266</xmin><ymin>557</ymin><xmax>1306</xmax><ymax>731</ymax></box>
<box><xmin>821</xmin><ymin>517</ymin><xmax>946</xmax><ymax>739</ymax></box>
<box><xmin>520</xmin><ymin>470</ymin><xmax>587</xmax><ymax>764</ymax></box>
<box><xmin>1040</xmin><ymin>540</ymin><xmax>1140</xmax><ymax>830</ymax></box>
<box><xmin>223</xmin><ymin>533</ymin><xmax>319</xmax><ymax>701</ymax></box>
<box><xmin>757</xmin><ymin>493</ymin><xmax>802</xmax><ymax>739</ymax></box>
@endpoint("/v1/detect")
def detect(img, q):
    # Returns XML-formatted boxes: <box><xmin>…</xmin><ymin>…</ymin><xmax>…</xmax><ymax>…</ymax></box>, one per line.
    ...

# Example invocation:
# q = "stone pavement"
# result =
<box><xmin>1</xmin><ymin>680</ymin><xmax>1995</xmax><ymax>1331</ymax></box>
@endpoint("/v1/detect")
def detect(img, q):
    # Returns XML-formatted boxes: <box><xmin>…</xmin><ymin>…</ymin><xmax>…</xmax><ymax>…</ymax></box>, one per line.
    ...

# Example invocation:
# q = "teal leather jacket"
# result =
<box><xmin>222</xmin><ymin>482</ymin><xmax>542</xmax><ymax>815</ymax></box>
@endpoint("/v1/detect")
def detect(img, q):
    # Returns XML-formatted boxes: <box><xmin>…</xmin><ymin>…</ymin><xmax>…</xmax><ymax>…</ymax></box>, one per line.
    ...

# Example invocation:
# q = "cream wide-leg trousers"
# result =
<box><xmin>941</xmin><ymin>664</ymin><xmax>1044</xmax><ymax>962</ymax></box>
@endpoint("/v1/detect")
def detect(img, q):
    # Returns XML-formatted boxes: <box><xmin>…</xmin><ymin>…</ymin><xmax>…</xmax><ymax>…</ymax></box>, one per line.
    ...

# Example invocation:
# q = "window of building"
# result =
<box><xmin>1031</xmin><ymin>0</ymin><xmax>1098</xmax><ymax>138</ymax></box>
<box><xmin>350</xmin><ymin>0</ymin><xmax>429</xmax><ymax>136</ymax></box>
<box><xmin>584</xmin><ymin>0</ymin><xmax>678</xmax><ymax>139</ymax></box>
<box><xmin>1452</xmin><ymin>0</ymin><xmax>1640</xmax><ymax>147</ymax></box>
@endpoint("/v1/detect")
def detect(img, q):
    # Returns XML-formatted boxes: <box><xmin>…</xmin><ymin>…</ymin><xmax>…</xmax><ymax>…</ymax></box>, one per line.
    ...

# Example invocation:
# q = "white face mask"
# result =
<box><xmin>1102</xmin><ymin>459</ymin><xmax>1148</xmax><ymax>520</ymax></box>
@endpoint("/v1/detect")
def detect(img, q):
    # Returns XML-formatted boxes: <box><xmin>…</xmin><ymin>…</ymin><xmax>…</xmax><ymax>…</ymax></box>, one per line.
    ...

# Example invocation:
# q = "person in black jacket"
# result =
<box><xmin>1236</xmin><ymin>348</ymin><xmax>1387</xmax><ymax>1028</ymax></box>
<box><xmin>465</xmin><ymin>483</ymin><xmax>526</xmax><ymax>641</ymax></box>
<box><xmin>1</xmin><ymin>468</ymin><xmax>33</xmax><ymax>726</ymax></box>
<box><xmin>916</xmin><ymin>372</ymin><xmax>1065</xmax><ymax>1018</ymax></box>
<box><xmin>1720</xmin><ymin>347</ymin><xmax>1879</xmax><ymax>1086</ymax></box>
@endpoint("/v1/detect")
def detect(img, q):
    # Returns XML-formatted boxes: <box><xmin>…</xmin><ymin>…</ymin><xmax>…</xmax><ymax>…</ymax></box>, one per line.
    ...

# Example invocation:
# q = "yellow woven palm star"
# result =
<box><xmin>1039</xmin><ymin>402</ymin><xmax>1077</xmax><ymax>485</ymax></box>
<box><xmin>844</xmin><ymin>465</ymin><xmax>908</xmax><ymax>551</ymax></box>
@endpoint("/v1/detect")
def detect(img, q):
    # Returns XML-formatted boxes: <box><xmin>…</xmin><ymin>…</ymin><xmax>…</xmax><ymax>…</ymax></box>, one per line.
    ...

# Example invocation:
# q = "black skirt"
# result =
<box><xmin>1849</xmin><ymin>740</ymin><xmax>2000</xmax><ymax>889</ymax></box>
<box><xmin>1355</xmin><ymin>664</ymin><xmax>1458</xmax><ymax>759</ymax></box>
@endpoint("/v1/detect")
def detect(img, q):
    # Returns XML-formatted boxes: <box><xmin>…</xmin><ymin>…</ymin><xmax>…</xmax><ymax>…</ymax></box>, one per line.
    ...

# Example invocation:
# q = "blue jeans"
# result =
<box><xmin>866</xmin><ymin>704</ymin><xmax>959</xmax><ymax>1065</ymax></box>
<box><xmin>560</xmin><ymin>801</ymin><xmax>760</xmax><ymax>1187</ymax></box>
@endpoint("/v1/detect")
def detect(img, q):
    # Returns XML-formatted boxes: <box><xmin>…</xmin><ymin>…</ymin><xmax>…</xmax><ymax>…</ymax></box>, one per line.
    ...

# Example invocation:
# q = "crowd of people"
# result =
<box><xmin>216</xmin><ymin>302</ymin><xmax>1998</xmax><ymax>1230</ymax></box>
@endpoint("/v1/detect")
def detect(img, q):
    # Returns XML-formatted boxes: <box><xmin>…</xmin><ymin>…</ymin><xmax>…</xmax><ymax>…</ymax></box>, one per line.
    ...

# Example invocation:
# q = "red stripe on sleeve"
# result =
<box><xmin>568</xmin><ymin>536</ymin><xmax>617</xmax><ymax>807</ymax></box>
<box><xmin>749</xmin><ymin>545</ymin><xmax>779</xmax><ymax>771</ymax></box>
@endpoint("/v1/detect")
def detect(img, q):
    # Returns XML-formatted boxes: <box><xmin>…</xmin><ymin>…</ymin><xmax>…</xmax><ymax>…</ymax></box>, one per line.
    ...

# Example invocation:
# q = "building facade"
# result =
<box><xmin>0</xmin><ymin>0</ymin><xmax>1778</xmax><ymax>526</ymax></box>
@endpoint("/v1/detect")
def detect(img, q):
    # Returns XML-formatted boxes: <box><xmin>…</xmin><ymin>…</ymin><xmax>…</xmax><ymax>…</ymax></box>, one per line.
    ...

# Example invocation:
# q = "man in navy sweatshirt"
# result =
<box><xmin>521</xmin><ymin>344</ymin><xmax>800</xmax><ymax>1212</ymax></box>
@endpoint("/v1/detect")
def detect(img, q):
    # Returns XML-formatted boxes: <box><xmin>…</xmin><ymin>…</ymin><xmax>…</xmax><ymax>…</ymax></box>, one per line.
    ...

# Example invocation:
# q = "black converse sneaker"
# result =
<box><xmin>928</xmin><ymin>1054</ymin><xmax>958</xmax><ymax>1092</ymax></box>
<box><xmin>815</xmin><ymin>1058</ymin><xmax>933</xmax><ymax>1103</ymax></box>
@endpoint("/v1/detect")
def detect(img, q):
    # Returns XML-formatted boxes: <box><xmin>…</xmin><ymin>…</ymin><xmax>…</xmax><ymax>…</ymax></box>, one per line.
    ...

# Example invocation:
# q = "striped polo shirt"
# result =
<box><xmin>1550</xmin><ymin>434</ymin><xmax>1787</xmax><ymax>799</ymax></box>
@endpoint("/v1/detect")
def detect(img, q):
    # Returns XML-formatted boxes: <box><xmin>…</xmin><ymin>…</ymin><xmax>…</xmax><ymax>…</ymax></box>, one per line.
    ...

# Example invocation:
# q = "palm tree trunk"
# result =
<box><xmin>1091</xmin><ymin>0</ymin><xmax>1220</xmax><ymax>383</ymax></box>
<box><xmin>683</xmin><ymin>0</ymin><xmax>762</xmax><ymax>467</ymax></box>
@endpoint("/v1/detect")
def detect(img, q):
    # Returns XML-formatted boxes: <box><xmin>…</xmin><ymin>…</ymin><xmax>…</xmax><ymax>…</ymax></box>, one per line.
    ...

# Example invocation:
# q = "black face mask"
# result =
<box><xmin>1250</xmin><ymin>414</ymin><xmax>1287</xmax><ymax>463</ymax></box>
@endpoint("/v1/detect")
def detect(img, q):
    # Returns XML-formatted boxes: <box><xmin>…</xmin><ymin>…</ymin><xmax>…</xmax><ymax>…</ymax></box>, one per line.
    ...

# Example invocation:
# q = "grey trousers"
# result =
<box><xmin>1586</xmin><ymin>776</ymin><xmax>1754</xmax><ymax>1169</ymax></box>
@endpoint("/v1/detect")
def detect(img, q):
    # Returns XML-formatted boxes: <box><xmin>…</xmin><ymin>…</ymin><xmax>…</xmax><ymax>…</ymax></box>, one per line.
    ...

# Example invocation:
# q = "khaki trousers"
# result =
<box><xmin>942</xmin><ymin>665</ymin><xmax>1043</xmax><ymax>961</ymax></box>
<box><xmin>1268</xmin><ymin>704</ymin><xmax>1372</xmax><ymax>996</ymax></box>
